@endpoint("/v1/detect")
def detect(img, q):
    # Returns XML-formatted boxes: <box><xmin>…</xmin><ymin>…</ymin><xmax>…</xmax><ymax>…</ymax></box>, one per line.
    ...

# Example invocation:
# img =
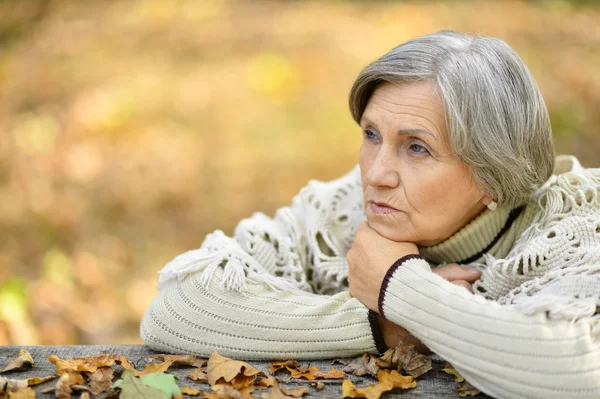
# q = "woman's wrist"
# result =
<box><xmin>376</xmin><ymin>313</ymin><xmax>430</xmax><ymax>353</ymax></box>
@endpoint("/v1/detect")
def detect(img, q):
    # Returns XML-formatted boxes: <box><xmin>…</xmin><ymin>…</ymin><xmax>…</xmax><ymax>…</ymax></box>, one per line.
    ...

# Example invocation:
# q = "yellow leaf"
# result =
<box><xmin>144</xmin><ymin>354</ymin><xmax>207</xmax><ymax>368</ymax></box>
<box><xmin>181</xmin><ymin>386</ymin><xmax>202</xmax><ymax>396</ymax></box>
<box><xmin>1</xmin><ymin>350</ymin><xmax>34</xmax><ymax>373</ymax></box>
<box><xmin>342</xmin><ymin>370</ymin><xmax>415</xmax><ymax>399</ymax></box>
<box><xmin>268</xmin><ymin>360</ymin><xmax>300</xmax><ymax>374</ymax></box>
<box><xmin>442</xmin><ymin>363</ymin><xmax>465</xmax><ymax>383</ymax></box>
<box><xmin>133</xmin><ymin>360</ymin><xmax>174</xmax><ymax>377</ymax></box>
<box><xmin>207</xmin><ymin>352</ymin><xmax>261</xmax><ymax>389</ymax></box>
<box><xmin>48</xmin><ymin>354</ymin><xmax>133</xmax><ymax>376</ymax></box>
<box><xmin>55</xmin><ymin>371</ymin><xmax>84</xmax><ymax>399</ymax></box>
<box><xmin>187</xmin><ymin>368</ymin><xmax>208</xmax><ymax>383</ymax></box>
<box><xmin>287</xmin><ymin>366</ymin><xmax>344</xmax><ymax>380</ymax></box>
<box><xmin>7</xmin><ymin>387</ymin><xmax>35</xmax><ymax>399</ymax></box>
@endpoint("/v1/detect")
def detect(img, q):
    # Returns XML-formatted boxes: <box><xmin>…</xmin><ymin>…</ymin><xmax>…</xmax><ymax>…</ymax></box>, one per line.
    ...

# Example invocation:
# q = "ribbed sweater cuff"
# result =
<box><xmin>368</xmin><ymin>310</ymin><xmax>387</xmax><ymax>354</ymax></box>
<box><xmin>378</xmin><ymin>254</ymin><xmax>426</xmax><ymax>319</ymax></box>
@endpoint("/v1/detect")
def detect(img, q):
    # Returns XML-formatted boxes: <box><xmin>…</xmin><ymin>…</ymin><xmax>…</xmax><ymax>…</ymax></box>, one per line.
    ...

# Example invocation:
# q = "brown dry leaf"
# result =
<box><xmin>86</xmin><ymin>366</ymin><xmax>114</xmax><ymax>395</ymax></box>
<box><xmin>207</xmin><ymin>352</ymin><xmax>262</xmax><ymax>389</ymax></box>
<box><xmin>80</xmin><ymin>393</ymin><xmax>91</xmax><ymax>399</ymax></box>
<box><xmin>0</xmin><ymin>376</ymin><xmax>35</xmax><ymax>391</ymax></box>
<box><xmin>442</xmin><ymin>363</ymin><xmax>465</xmax><ymax>383</ymax></box>
<box><xmin>287</xmin><ymin>366</ymin><xmax>344</xmax><ymax>380</ymax></box>
<box><xmin>6</xmin><ymin>388</ymin><xmax>35</xmax><ymax>399</ymax></box>
<box><xmin>261</xmin><ymin>382</ymin><xmax>307</xmax><ymax>399</ymax></box>
<box><xmin>212</xmin><ymin>383</ymin><xmax>256</xmax><ymax>399</ymax></box>
<box><xmin>187</xmin><ymin>368</ymin><xmax>208</xmax><ymax>384</ymax></box>
<box><xmin>309</xmin><ymin>381</ymin><xmax>324</xmax><ymax>391</ymax></box>
<box><xmin>456</xmin><ymin>381</ymin><xmax>482</xmax><ymax>397</ymax></box>
<box><xmin>48</xmin><ymin>354</ymin><xmax>134</xmax><ymax>376</ymax></box>
<box><xmin>335</xmin><ymin>354</ymin><xmax>379</xmax><ymax>377</ymax></box>
<box><xmin>268</xmin><ymin>360</ymin><xmax>300</xmax><ymax>375</ymax></box>
<box><xmin>442</xmin><ymin>363</ymin><xmax>481</xmax><ymax>397</ymax></box>
<box><xmin>373</xmin><ymin>348</ymin><xmax>397</xmax><ymax>370</ymax></box>
<box><xmin>144</xmin><ymin>354</ymin><xmax>207</xmax><ymax>368</ymax></box>
<box><xmin>342</xmin><ymin>370</ymin><xmax>415</xmax><ymax>399</ymax></box>
<box><xmin>375</xmin><ymin>342</ymin><xmax>432</xmax><ymax>378</ymax></box>
<box><xmin>27</xmin><ymin>376</ymin><xmax>56</xmax><ymax>386</ymax></box>
<box><xmin>255</xmin><ymin>375</ymin><xmax>277</xmax><ymax>388</ymax></box>
<box><xmin>181</xmin><ymin>386</ymin><xmax>202</xmax><ymax>396</ymax></box>
<box><xmin>1</xmin><ymin>350</ymin><xmax>34</xmax><ymax>373</ymax></box>
<box><xmin>55</xmin><ymin>372</ymin><xmax>84</xmax><ymax>399</ymax></box>
<box><xmin>134</xmin><ymin>360</ymin><xmax>175</xmax><ymax>377</ymax></box>
<box><xmin>279</xmin><ymin>386</ymin><xmax>309</xmax><ymax>398</ymax></box>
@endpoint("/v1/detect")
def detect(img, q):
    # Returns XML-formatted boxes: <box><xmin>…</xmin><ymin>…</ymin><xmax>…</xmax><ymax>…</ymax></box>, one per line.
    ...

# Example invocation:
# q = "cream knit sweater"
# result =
<box><xmin>141</xmin><ymin>155</ymin><xmax>600</xmax><ymax>398</ymax></box>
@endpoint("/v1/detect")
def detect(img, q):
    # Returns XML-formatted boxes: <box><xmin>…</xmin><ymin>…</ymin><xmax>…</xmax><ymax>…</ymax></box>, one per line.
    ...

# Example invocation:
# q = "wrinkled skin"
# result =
<box><xmin>347</xmin><ymin>81</ymin><xmax>491</xmax><ymax>350</ymax></box>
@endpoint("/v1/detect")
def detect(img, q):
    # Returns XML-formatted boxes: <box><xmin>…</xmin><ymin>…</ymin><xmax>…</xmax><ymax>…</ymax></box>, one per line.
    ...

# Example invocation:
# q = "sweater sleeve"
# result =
<box><xmin>379</xmin><ymin>256</ymin><xmax>600</xmax><ymax>399</ymax></box>
<box><xmin>140</xmin><ymin>166</ymin><xmax>382</xmax><ymax>359</ymax></box>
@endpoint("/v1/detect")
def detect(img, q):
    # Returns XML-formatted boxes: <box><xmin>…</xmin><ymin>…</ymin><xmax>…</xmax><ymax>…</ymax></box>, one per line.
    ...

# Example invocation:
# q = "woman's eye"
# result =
<box><xmin>409</xmin><ymin>143</ymin><xmax>428</xmax><ymax>154</ymax></box>
<box><xmin>363</xmin><ymin>129</ymin><xmax>378</xmax><ymax>141</ymax></box>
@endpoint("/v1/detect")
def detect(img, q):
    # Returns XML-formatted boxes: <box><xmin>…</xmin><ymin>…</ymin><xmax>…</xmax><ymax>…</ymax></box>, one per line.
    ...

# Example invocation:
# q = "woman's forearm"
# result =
<box><xmin>142</xmin><ymin>266</ymin><xmax>378</xmax><ymax>360</ymax></box>
<box><xmin>380</xmin><ymin>257</ymin><xmax>600</xmax><ymax>399</ymax></box>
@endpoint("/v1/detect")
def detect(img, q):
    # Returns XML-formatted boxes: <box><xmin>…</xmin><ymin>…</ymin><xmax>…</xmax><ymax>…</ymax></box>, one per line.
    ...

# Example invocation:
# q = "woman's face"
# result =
<box><xmin>359</xmin><ymin>81</ymin><xmax>492</xmax><ymax>246</ymax></box>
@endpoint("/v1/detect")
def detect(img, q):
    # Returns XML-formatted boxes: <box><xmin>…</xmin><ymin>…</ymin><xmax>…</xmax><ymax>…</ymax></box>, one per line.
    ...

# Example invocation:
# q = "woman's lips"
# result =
<box><xmin>369</xmin><ymin>201</ymin><xmax>399</xmax><ymax>215</ymax></box>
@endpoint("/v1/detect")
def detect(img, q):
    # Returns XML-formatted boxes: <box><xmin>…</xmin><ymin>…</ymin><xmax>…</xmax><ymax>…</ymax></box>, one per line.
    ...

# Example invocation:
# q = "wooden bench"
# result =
<box><xmin>0</xmin><ymin>345</ymin><xmax>492</xmax><ymax>398</ymax></box>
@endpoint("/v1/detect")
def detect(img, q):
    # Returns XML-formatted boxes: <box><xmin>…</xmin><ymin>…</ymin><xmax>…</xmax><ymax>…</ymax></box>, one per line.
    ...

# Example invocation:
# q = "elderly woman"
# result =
<box><xmin>141</xmin><ymin>31</ymin><xmax>600</xmax><ymax>398</ymax></box>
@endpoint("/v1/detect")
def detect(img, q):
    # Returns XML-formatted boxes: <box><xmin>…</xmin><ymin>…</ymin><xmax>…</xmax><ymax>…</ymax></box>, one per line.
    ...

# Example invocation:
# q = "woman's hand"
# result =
<box><xmin>347</xmin><ymin>222</ymin><xmax>419</xmax><ymax>311</ymax></box>
<box><xmin>347</xmin><ymin>221</ymin><xmax>482</xmax><ymax>352</ymax></box>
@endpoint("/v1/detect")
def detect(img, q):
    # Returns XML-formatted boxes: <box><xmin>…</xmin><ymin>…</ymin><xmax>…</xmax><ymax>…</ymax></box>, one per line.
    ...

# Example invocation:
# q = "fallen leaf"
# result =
<box><xmin>141</xmin><ymin>372</ymin><xmax>182</xmax><ymax>398</ymax></box>
<box><xmin>49</xmin><ymin>354</ymin><xmax>134</xmax><ymax>376</ymax></box>
<box><xmin>80</xmin><ymin>393</ymin><xmax>91</xmax><ymax>399</ymax></box>
<box><xmin>87</xmin><ymin>366</ymin><xmax>114</xmax><ymax>395</ymax></box>
<box><xmin>207</xmin><ymin>352</ymin><xmax>262</xmax><ymax>389</ymax></box>
<box><xmin>112</xmin><ymin>370</ymin><xmax>168</xmax><ymax>399</ymax></box>
<box><xmin>268</xmin><ymin>360</ymin><xmax>300</xmax><ymax>374</ymax></box>
<box><xmin>6</xmin><ymin>388</ymin><xmax>35</xmax><ymax>399</ymax></box>
<box><xmin>144</xmin><ymin>355</ymin><xmax>207</xmax><ymax>368</ymax></box>
<box><xmin>187</xmin><ymin>368</ymin><xmax>208</xmax><ymax>384</ymax></box>
<box><xmin>55</xmin><ymin>372</ymin><xmax>84</xmax><ymax>399</ymax></box>
<box><xmin>442</xmin><ymin>363</ymin><xmax>481</xmax><ymax>397</ymax></box>
<box><xmin>377</xmin><ymin>370</ymin><xmax>415</xmax><ymax>390</ymax></box>
<box><xmin>261</xmin><ymin>382</ymin><xmax>307</xmax><ymax>399</ymax></box>
<box><xmin>342</xmin><ymin>370</ymin><xmax>415</xmax><ymax>399</ymax></box>
<box><xmin>442</xmin><ymin>363</ymin><xmax>464</xmax><ymax>383</ymax></box>
<box><xmin>334</xmin><ymin>354</ymin><xmax>379</xmax><ymax>377</ymax></box>
<box><xmin>280</xmin><ymin>385</ymin><xmax>309</xmax><ymax>398</ymax></box>
<box><xmin>393</xmin><ymin>342</ymin><xmax>432</xmax><ymax>377</ymax></box>
<box><xmin>255</xmin><ymin>375</ymin><xmax>277</xmax><ymax>388</ymax></box>
<box><xmin>309</xmin><ymin>382</ymin><xmax>324</xmax><ymax>391</ymax></box>
<box><xmin>212</xmin><ymin>383</ymin><xmax>255</xmax><ymax>399</ymax></box>
<box><xmin>27</xmin><ymin>376</ymin><xmax>56</xmax><ymax>386</ymax></box>
<box><xmin>1</xmin><ymin>350</ymin><xmax>34</xmax><ymax>373</ymax></box>
<box><xmin>373</xmin><ymin>348</ymin><xmax>397</xmax><ymax>370</ymax></box>
<box><xmin>181</xmin><ymin>386</ymin><xmax>202</xmax><ymax>396</ymax></box>
<box><xmin>287</xmin><ymin>366</ymin><xmax>344</xmax><ymax>380</ymax></box>
<box><xmin>0</xmin><ymin>375</ymin><xmax>55</xmax><ymax>392</ymax></box>
<box><xmin>134</xmin><ymin>361</ymin><xmax>175</xmax><ymax>377</ymax></box>
<box><xmin>457</xmin><ymin>381</ymin><xmax>482</xmax><ymax>397</ymax></box>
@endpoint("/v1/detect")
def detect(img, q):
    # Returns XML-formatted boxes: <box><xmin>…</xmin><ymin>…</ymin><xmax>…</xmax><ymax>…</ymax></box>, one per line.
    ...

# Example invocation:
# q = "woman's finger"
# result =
<box><xmin>451</xmin><ymin>279</ymin><xmax>474</xmax><ymax>293</ymax></box>
<box><xmin>433</xmin><ymin>263</ymin><xmax>481</xmax><ymax>282</ymax></box>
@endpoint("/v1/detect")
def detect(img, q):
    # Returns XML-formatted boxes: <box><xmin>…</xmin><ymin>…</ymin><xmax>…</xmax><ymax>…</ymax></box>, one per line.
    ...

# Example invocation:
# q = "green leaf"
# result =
<box><xmin>141</xmin><ymin>372</ymin><xmax>182</xmax><ymax>398</ymax></box>
<box><xmin>112</xmin><ymin>370</ymin><xmax>168</xmax><ymax>399</ymax></box>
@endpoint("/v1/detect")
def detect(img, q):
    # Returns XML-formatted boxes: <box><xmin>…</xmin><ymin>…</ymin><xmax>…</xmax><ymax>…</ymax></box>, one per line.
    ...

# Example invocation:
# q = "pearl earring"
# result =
<box><xmin>487</xmin><ymin>201</ymin><xmax>498</xmax><ymax>211</ymax></box>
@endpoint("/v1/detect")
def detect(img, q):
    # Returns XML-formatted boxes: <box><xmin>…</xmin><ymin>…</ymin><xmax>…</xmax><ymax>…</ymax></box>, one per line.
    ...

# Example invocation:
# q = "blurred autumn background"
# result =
<box><xmin>0</xmin><ymin>0</ymin><xmax>599</xmax><ymax>346</ymax></box>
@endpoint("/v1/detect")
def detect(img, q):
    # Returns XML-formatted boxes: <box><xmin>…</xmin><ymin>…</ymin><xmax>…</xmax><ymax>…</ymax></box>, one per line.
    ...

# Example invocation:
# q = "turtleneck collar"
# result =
<box><xmin>418</xmin><ymin>205</ymin><xmax>526</xmax><ymax>265</ymax></box>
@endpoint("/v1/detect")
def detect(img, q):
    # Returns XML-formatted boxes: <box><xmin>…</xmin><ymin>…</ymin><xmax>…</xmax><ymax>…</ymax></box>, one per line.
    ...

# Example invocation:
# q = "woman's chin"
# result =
<box><xmin>365</xmin><ymin>218</ymin><xmax>413</xmax><ymax>243</ymax></box>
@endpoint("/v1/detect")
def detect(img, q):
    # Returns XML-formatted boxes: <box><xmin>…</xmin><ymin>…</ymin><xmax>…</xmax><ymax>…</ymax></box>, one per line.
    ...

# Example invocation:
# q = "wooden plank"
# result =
<box><xmin>0</xmin><ymin>345</ymin><xmax>491</xmax><ymax>398</ymax></box>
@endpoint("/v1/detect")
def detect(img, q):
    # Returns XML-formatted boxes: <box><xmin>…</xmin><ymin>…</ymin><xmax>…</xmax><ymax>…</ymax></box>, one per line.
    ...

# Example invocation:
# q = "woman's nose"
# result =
<box><xmin>366</xmin><ymin>146</ymin><xmax>400</xmax><ymax>188</ymax></box>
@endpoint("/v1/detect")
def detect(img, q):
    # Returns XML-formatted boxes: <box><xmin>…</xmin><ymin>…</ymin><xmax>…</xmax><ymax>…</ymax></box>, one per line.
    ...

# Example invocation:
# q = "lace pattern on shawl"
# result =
<box><xmin>157</xmin><ymin>167</ymin><xmax>364</xmax><ymax>294</ymax></box>
<box><xmin>472</xmin><ymin>167</ymin><xmax>600</xmax><ymax>332</ymax></box>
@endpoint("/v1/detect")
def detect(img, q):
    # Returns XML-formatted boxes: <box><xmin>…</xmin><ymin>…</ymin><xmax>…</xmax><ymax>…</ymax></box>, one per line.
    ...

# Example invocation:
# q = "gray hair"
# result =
<box><xmin>349</xmin><ymin>31</ymin><xmax>555</xmax><ymax>208</ymax></box>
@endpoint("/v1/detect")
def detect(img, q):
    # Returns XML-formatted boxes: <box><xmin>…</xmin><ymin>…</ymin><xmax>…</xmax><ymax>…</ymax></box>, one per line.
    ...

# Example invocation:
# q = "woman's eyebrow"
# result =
<box><xmin>360</xmin><ymin>116</ymin><xmax>438</xmax><ymax>141</ymax></box>
<box><xmin>396</xmin><ymin>128</ymin><xmax>438</xmax><ymax>141</ymax></box>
